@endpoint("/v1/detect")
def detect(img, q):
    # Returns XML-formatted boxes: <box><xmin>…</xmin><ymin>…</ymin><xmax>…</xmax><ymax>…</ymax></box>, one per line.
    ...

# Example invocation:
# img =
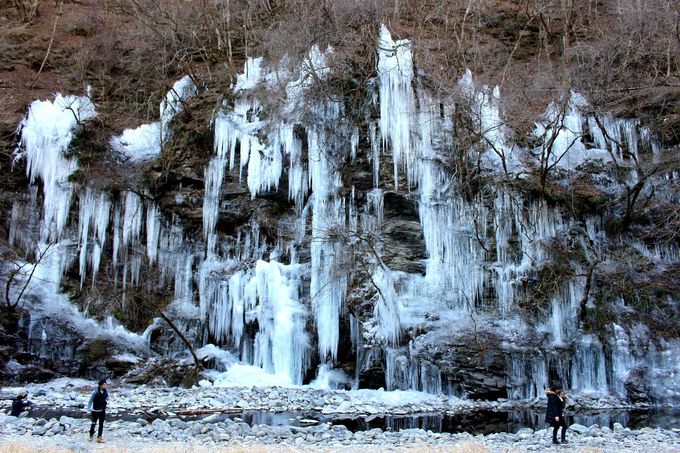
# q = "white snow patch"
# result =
<box><xmin>208</xmin><ymin>364</ymin><xmax>294</xmax><ymax>387</ymax></box>
<box><xmin>196</xmin><ymin>344</ymin><xmax>237</xmax><ymax>370</ymax></box>
<box><xmin>308</xmin><ymin>364</ymin><xmax>352</xmax><ymax>390</ymax></box>
<box><xmin>347</xmin><ymin>388</ymin><xmax>442</xmax><ymax>406</ymax></box>
<box><xmin>110</xmin><ymin>122</ymin><xmax>161</xmax><ymax>163</ymax></box>
<box><xmin>110</xmin><ymin>76</ymin><xmax>196</xmax><ymax>163</ymax></box>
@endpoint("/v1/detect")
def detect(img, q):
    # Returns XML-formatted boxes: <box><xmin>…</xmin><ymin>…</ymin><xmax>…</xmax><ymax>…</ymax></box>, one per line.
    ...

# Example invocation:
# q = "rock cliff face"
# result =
<box><xmin>3</xmin><ymin>23</ymin><xmax>680</xmax><ymax>403</ymax></box>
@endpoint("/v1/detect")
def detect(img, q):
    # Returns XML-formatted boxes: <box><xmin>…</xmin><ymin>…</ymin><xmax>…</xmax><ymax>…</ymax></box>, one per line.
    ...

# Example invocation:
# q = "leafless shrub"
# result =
<box><xmin>6</xmin><ymin>0</ymin><xmax>41</xmax><ymax>23</ymax></box>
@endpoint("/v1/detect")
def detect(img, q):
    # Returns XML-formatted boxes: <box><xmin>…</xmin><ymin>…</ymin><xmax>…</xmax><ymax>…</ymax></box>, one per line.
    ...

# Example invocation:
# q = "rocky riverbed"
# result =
<box><xmin>0</xmin><ymin>413</ymin><xmax>679</xmax><ymax>452</ymax></box>
<box><xmin>0</xmin><ymin>378</ymin><xmax>655</xmax><ymax>418</ymax></box>
<box><xmin>0</xmin><ymin>379</ymin><xmax>679</xmax><ymax>452</ymax></box>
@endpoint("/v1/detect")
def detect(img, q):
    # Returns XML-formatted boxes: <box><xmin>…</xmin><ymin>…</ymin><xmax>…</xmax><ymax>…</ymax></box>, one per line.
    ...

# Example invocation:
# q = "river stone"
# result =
<box><xmin>59</xmin><ymin>415</ymin><xmax>75</xmax><ymax>425</ymax></box>
<box><xmin>168</xmin><ymin>418</ymin><xmax>188</xmax><ymax>429</ymax></box>
<box><xmin>202</xmin><ymin>413</ymin><xmax>222</xmax><ymax>423</ymax></box>
<box><xmin>613</xmin><ymin>422</ymin><xmax>624</xmax><ymax>432</ymax></box>
<box><xmin>151</xmin><ymin>418</ymin><xmax>171</xmax><ymax>433</ymax></box>
<box><xmin>32</xmin><ymin>426</ymin><xmax>47</xmax><ymax>436</ymax></box>
<box><xmin>569</xmin><ymin>423</ymin><xmax>588</xmax><ymax>434</ymax></box>
<box><xmin>588</xmin><ymin>427</ymin><xmax>604</xmax><ymax>437</ymax></box>
<box><xmin>516</xmin><ymin>428</ymin><xmax>533</xmax><ymax>436</ymax></box>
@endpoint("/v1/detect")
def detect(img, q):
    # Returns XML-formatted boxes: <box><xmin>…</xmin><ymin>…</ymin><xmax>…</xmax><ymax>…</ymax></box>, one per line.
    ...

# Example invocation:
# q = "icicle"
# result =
<box><xmin>205</xmin><ymin>59</ymin><xmax>265</xmax><ymax>239</ymax></box>
<box><xmin>130</xmin><ymin>254</ymin><xmax>142</xmax><ymax>286</ymax></box>
<box><xmin>146</xmin><ymin>203</ymin><xmax>161</xmax><ymax>264</ymax></box>
<box><xmin>366</xmin><ymin>188</ymin><xmax>384</xmax><ymax>231</ymax></box>
<box><xmin>77</xmin><ymin>188</ymin><xmax>111</xmax><ymax>286</ymax></box>
<box><xmin>350</xmin><ymin>127</ymin><xmax>359</xmax><ymax>161</ymax></box>
<box><xmin>572</xmin><ymin>334</ymin><xmax>608</xmax><ymax>392</ymax></box>
<box><xmin>506</xmin><ymin>353</ymin><xmax>548</xmax><ymax>400</ymax></box>
<box><xmin>609</xmin><ymin>324</ymin><xmax>632</xmax><ymax>396</ymax></box>
<box><xmin>385</xmin><ymin>348</ymin><xmax>442</xmax><ymax>394</ymax></box>
<box><xmin>78</xmin><ymin>190</ymin><xmax>94</xmax><ymax>288</ymax></box>
<box><xmin>112</xmin><ymin>205</ymin><xmax>121</xmax><ymax>267</ymax></box>
<box><xmin>279</xmin><ymin>124</ymin><xmax>308</xmax><ymax>210</ymax></box>
<box><xmin>122</xmin><ymin>191</ymin><xmax>143</xmax><ymax>248</ymax></box>
<box><xmin>200</xmin><ymin>256</ymin><xmax>310</xmax><ymax>384</ymax></box>
<box><xmin>372</xmin><ymin>266</ymin><xmax>401</xmax><ymax>345</ymax></box>
<box><xmin>308</xmin><ymin>106</ymin><xmax>347</xmax><ymax>362</ymax></box>
<box><xmin>174</xmin><ymin>253</ymin><xmax>194</xmax><ymax>306</ymax></box>
<box><xmin>369</xmin><ymin>123</ymin><xmax>380</xmax><ymax>188</ymax></box>
<box><xmin>17</xmin><ymin>93</ymin><xmax>97</xmax><ymax>239</ymax></box>
<box><xmin>377</xmin><ymin>25</ymin><xmax>416</xmax><ymax>190</ymax></box>
<box><xmin>535</xmin><ymin>92</ymin><xmax>588</xmax><ymax>170</ymax></box>
<box><xmin>252</xmin><ymin>260</ymin><xmax>310</xmax><ymax>384</ymax></box>
<box><xmin>418</xmin><ymin>159</ymin><xmax>488</xmax><ymax>309</ymax></box>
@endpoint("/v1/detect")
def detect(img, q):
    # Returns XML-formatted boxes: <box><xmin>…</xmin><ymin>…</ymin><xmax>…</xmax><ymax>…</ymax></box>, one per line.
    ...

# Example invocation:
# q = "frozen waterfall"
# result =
<box><xmin>9</xmin><ymin>23</ymin><xmax>678</xmax><ymax>402</ymax></box>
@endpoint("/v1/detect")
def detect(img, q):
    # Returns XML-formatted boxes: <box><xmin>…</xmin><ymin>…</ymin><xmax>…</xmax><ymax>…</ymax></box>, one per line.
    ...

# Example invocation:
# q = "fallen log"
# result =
<box><xmin>175</xmin><ymin>408</ymin><xmax>243</xmax><ymax>415</ymax></box>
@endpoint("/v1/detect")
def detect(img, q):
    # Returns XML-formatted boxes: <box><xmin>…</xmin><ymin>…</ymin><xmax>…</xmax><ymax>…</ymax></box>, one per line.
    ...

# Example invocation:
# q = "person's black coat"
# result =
<box><xmin>545</xmin><ymin>392</ymin><xmax>564</xmax><ymax>424</ymax></box>
<box><xmin>10</xmin><ymin>398</ymin><xmax>30</xmax><ymax>416</ymax></box>
<box><xmin>89</xmin><ymin>389</ymin><xmax>108</xmax><ymax>411</ymax></box>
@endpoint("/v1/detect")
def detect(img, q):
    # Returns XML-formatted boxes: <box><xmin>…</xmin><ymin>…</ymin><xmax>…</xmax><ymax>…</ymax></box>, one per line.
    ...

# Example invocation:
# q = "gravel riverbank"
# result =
<box><xmin>0</xmin><ymin>414</ymin><xmax>679</xmax><ymax>453</ymax></box>
<box><xmin>0</xmin><ymin>379</ymin><xmax>656</xmax><ymax>418</ymax></box>
<box><xmin>1</xmin><ymin>380</ymin><xmax>678</xmax><ymax>452</ymax></box>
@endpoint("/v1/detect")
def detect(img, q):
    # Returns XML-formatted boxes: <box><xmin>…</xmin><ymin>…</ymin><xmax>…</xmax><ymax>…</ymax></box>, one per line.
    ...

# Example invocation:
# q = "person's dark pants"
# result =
<box><xmin>552</xmin><ymin>416</ymin><xmax>567</xmax><ymax>442</ymax></box>
<box><xmin>90</xmin><ymin>410</ymin><xmax>105</xmax><ymax>438</ymax></box>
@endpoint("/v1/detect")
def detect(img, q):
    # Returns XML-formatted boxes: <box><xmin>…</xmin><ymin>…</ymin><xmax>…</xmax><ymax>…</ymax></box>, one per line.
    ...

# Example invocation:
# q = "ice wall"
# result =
<box><xmin>11</xmin><ymin>82</ymin><xmax>204</xmax><ymax>367</ymax></box>
<box><xmin>10</xmin><ymin>24</ymin><xmax>677</xmax><ymax>402</ymax></box>
<box><xmin>369</xmin><ymin>26</ymin><xmax>668</xmax><ymax>399</ymax></box>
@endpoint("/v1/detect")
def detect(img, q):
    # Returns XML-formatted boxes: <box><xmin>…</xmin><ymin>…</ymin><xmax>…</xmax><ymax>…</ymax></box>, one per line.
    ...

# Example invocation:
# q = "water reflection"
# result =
<box><xmin>22</xmin><ymin>406</ymin><xmax>680</xmax><ymax>435</ymax></box>
<box><xmin>329</xmin><ymin>409</ymin><xmax>680</xmax><ymax>435</ymax></box>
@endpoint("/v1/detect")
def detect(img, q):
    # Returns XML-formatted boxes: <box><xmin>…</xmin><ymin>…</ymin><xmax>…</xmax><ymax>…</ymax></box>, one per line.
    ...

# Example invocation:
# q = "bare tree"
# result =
<box><xmin>8</xmin><ymin>0</ymin><xmax>41</xmax><ymax>23</ymax></box>
<box><xmin>1</xmin><ymin>241</ymin><xmax>53</xmax><ymax>311</ymax></box>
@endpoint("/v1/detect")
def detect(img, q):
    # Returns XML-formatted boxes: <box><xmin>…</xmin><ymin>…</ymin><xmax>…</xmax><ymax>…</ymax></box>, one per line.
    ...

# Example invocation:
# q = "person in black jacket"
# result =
<box><xmin>545</xmin><ymin>385</ymin><xmax>568</xmax><ymax>444</ymax></box>
<box><xmin>10</xmin><ymin>392</ymin><xmax>31</xmax><ymax>416</ymax></box>
<box><xmin>87</xmin><ymin>379</ymin><xmax>108</xmax><ymax>443</ymax></box>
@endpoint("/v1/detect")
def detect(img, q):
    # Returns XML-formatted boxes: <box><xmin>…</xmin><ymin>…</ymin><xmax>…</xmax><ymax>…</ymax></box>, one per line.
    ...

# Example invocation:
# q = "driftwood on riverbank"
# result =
<box><xmin>174</xmin><ymin>408</ymin><xmax>243</xmax><ymax>415</ymax></box>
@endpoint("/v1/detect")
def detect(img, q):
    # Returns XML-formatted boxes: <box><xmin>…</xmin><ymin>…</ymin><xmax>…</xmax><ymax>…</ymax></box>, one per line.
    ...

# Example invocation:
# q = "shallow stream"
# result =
<box><xmin>23</xmin><ymin>407</ymin><xmax>680</xmax><ymax>435</ymax></box>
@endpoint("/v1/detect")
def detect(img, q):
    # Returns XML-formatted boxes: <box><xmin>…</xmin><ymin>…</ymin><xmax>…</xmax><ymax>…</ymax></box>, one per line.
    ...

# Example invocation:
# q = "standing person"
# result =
<box><xmin>87</xmin><ymin>379</ymin><xmax>108</xmax><ymax>443</ymax></box>
<box><xmin>545</xmin><ymin>385</ymin><xmax>568</xmax><ymax>445</ymax></box>
<box><xmin>10</xmin><ymin>392</ymin><xmax>31</xmax><ymax>416</ymax></box>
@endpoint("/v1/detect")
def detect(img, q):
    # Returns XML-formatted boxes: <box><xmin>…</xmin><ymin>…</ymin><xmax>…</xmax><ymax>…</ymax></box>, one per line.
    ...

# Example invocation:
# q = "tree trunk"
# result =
<box><xmin>158</xmin><ymin>312</ymin><xmax>203</xmax><ymax>371</ymax></box>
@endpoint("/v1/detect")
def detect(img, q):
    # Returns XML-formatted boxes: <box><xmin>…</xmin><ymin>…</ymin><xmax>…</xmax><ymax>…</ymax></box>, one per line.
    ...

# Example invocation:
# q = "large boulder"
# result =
<box><xmin>381</xmin><ymin>192</ymin><xmax>426</xmax><ymax>274</ymax></box>
<box><xmin>413</xmin><ymin>331</ymin><xmax>508</xmax><ymax>399</ymax></box>
<box><xmin>123</xmin><ymin>357</ymin><xmax>203</xmax><ymax>388</ymax></box>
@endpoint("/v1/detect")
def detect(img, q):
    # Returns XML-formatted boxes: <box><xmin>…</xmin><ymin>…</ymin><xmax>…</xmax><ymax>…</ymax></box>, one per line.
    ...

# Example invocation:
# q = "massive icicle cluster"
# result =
<box><xmin>17</xmin><ymin>93</ymin><xmax>97</xmax><ymax>239</ymax></box>
<box><xmin>11</xmin><ymin>80</ymin><xmax>201</xmax><ymax>365</ymax></box>
<box><xmin>10</xmin><ymin>23</ymin><xmax>679</xmax><ymax>402</ymax></box>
